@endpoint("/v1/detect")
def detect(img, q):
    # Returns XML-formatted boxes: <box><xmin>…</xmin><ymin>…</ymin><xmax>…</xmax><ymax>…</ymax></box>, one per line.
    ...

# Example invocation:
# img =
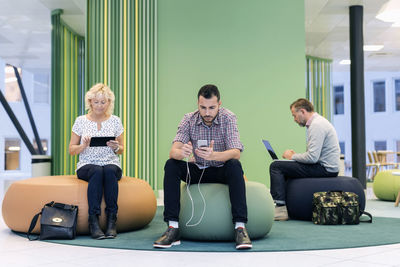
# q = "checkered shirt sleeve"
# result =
<box><xmin>173</xmin><ymin>113</ymin><xmax>191</xmax><ymax>144</ymax></box>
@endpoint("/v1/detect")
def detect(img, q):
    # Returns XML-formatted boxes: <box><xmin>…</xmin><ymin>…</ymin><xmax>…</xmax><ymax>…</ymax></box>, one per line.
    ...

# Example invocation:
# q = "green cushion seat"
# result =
<box><xmin>179</xmin><ymin>181</ymin><xmax>274</xmax><ymax>241</ymax></box>
<box><xmin>373</xmin><ymin>169</ymin><xmax>400</xmax><ymax>201</ymax></box>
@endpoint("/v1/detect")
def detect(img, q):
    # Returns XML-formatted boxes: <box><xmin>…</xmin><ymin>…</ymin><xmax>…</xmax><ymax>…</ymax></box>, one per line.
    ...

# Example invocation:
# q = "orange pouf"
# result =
<box><xmin>2</xmin><ymin>175</ymin><xmax>157</xmax><ymax>235</ymax></box>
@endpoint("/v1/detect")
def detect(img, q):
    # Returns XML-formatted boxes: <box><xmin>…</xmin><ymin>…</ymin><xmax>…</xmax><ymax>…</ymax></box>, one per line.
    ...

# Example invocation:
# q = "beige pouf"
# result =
<box><xmin>2</xmin><ymin>175</ymin><xmax>157</xmax><ymax>235</ymax></box>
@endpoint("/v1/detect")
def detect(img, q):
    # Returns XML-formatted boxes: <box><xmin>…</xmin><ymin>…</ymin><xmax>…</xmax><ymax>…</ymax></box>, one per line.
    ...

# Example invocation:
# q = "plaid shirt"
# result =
<box><xmin>173</xmin><ymin>107</ymin><xmax>243</xmax><ymax>167</ymax></box>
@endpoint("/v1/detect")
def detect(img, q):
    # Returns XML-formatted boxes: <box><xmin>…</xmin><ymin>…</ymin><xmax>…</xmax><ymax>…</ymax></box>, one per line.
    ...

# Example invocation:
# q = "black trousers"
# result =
<box><xmin>269</xmin><ymin>160</ymin><xmax>338</xmax><ymax>204</ymax></box>
<box><xmin>77</xmin><ymin>164</ymin><xmax>122</xmax><ymax>215</ymax></box>
<box><xmin>163</xmin><ymin>158</ymin><xmax>248</xmax><ymax>224</ymax></box>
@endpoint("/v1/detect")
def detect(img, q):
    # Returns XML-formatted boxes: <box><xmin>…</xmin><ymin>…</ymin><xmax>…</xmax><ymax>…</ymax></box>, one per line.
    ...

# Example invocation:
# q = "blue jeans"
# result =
<box><xmin>77</xmin><ymin>164</ymin><xmax>122</xmax><ymax>215</ymax></box>
<box><xmin>163</xmin><ymin>158</ymin><xmax>248</xmax><ymax>224</ymax></box>
<box><xmin>269</xmin><ymin>160</ymin><xmax>338</xmax><ymax>205</ymax></box>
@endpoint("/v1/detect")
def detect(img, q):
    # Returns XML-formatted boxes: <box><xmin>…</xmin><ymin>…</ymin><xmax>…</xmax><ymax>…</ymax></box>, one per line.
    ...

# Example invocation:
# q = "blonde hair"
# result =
<box><xmin>85</xmin><ymin>83</ymin><xmax>115</xmax><ymax>116</ymax></box>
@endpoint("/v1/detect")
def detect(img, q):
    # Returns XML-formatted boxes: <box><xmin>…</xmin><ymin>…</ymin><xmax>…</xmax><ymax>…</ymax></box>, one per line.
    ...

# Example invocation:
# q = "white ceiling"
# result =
<box><xmin>0</xmin><ymin>0</ymin><xmax>398</xmax><ymax>73</ymax></box>
<box><xmin>306</xmin><ymin>0</ymin><xmax>400</xmax><ymax>72</ymax></box>
<box><xmin>0</xmin><ymin>0</ymin><xmax>85</xmax><ymax>73</ymax></box>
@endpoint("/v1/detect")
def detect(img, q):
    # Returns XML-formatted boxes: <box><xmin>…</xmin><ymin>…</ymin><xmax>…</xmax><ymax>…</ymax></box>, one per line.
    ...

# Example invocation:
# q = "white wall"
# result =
<box><xmin>332</xmin><ymin>71</ymin><xmax>400</xmax><ymax>173</ymax></box>
<box><xmin>0</xmin><ymin>57</ymin><xmax>51</xmax><ymax>196</ymax></box>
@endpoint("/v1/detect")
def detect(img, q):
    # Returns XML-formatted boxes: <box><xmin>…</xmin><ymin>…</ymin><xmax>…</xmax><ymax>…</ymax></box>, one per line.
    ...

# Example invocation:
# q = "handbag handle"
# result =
<box><xmin>360</xmin><ymin>211</ymin><xmax>373</xmax><ymax>223</ymax></box>
<box><xmin>27</xmin><ymin>201</ymin><xmax>55</xmax><ymax>241</ymax></box>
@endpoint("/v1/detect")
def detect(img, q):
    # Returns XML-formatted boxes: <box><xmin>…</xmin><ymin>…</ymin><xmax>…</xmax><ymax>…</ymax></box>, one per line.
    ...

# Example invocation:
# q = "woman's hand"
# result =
<box><xmin>69</xmin><ymin>133</ymin><xmax>91</xmax><ymax>155</ymax></box>
<box><xmin>107</xmin><ymin>140</ymin><xmax>119</xmax><ymax>152</ymax></box>
<box><xmin>82</xmin><ymin>136</ymin><xmax>91</xmax><ymax>148</ymax></box>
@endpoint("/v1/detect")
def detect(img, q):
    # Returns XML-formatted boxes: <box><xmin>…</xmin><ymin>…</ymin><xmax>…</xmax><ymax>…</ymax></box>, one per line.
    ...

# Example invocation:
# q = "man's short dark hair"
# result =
<box><xmin>290</xmin><ymin>98</ymin><xmax>314</xmax><ymax>112</ymax></box>
<box><xmin>198</xmin><ymin>84</ymin><xmax>220</xmax><ymax>101</ymax></box>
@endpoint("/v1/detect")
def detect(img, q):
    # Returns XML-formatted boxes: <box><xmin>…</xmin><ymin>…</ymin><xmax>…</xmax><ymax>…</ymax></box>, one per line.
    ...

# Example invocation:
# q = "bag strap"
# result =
<box><xmin>27</xmin><ymin>211</ymin><xmax>41</xmax><ymax>241</ymax></box>
<box><xmin>27</xmin><ymin>201</ymin><xmax>55</xmax><ymax>241</ymax></box>
<box><xmin>360</xmin><ymin>211</ymin><xmax>373</xmax><ymax>223</ymax></box>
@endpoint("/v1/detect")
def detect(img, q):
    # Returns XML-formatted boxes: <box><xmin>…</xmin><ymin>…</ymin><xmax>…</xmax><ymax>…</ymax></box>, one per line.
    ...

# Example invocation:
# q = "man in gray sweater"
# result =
<box><xmin>270</xmin><ymin>98</ymin><xmax>340</xmax><ymax>221</ymax></box>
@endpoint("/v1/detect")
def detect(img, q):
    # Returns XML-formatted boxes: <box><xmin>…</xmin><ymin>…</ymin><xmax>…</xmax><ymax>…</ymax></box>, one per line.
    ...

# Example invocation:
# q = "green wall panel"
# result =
<box><xmin>306</xmin><ymin>55</ymin><xmax>333</xmax><ymax>120</ymax></box>
<box><xmin>157</xmin><ymin>0</ymin><xmax>306</xmax><ymax>188</ymax></box>
<box><xmin>51</xmin><ymin>10</ymin><xmax>85</xmax><ymax>175</ymax></box>
<box><xmin>86</xmin><ymin>0</ymin><xmax>158</xmax><ymax>189</ymax></box>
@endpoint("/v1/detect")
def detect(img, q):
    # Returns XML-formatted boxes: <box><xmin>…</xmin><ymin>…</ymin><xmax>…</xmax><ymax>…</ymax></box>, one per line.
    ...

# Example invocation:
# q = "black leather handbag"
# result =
<box><xmin>27</xmin><ymin>201</ymin><xmax>78</xmax><ymax>240</ymax></box>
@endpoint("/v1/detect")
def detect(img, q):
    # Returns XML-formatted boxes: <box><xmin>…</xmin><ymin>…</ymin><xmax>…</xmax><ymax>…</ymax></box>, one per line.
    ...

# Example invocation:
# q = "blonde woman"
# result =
<box><xmin>69</xmin><ymin>83</ymin><xmax>124</xmax><ymax>239</ymax></box>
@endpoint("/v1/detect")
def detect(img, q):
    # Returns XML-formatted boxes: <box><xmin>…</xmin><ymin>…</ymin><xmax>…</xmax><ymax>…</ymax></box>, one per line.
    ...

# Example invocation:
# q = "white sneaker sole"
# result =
<box><xmin>153</xmin><ymin>240</ymin><xmax>181</xmax><ymax>248</ymax></box>
<box><xmin>236</xmin><ymin>243</ymin><xmax>252</xmax><ymax>250</ymax></box>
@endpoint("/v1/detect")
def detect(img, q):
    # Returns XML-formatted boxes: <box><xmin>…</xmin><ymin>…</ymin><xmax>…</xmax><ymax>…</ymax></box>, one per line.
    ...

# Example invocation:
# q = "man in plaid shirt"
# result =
<box><xmin>153</xmin><ymin>84</ymin><xmax>252</xmax><ymax>250</ymax></box>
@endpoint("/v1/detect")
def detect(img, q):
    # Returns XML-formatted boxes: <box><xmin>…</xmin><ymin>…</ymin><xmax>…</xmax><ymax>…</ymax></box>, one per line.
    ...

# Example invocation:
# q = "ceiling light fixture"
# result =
<box><xmin>376</xmin><ymin>0</ymin><xmax>400</xmax><ymax>22</ymax></box>
<box><xmin>364</xmin><ymin>45</ymin><xmax>384</xmax><ymax>51</ymax></box>
<box><xmin>339</xmin><ymin>59</ymin><xmax>351</xmax><ymax>65</ymax></box>
<box><xmin>392</xmin><ymin>21</ymin><xmax>400</xmax><ymax>27</ymax></box>
<box><xmin>5</xmin><ymin>77</ymin><xmax>17</xmax><ymax>83</ymax></box>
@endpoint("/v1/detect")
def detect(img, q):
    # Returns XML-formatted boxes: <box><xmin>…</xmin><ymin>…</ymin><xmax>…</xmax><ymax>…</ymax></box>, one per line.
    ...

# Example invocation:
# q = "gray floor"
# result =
<box><xmin>1</xmin><ymin>188</ymin><xmax>400</xmax><ymax>267</ymax></box>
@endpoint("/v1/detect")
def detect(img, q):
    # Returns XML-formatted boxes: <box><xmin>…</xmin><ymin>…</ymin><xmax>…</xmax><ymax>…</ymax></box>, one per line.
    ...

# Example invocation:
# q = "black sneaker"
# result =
<box><xmin>235</xmin><ymin>227</ymin><xmax>252</xmax><ymax>250</ymax></box>
<box><xmin>153</xmin><ymin>226</ymin><xmax>181</xmax><ymax>248</ymax></box>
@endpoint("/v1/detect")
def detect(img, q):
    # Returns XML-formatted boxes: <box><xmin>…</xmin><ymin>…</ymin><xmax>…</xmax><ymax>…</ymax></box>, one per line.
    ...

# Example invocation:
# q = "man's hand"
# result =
<box><xmin>195</xmin><ymin>140</ymin><xmax>215</xmax><ymax>160</ymax></box>
<box><xmin>181</xmin><ymin>141</ymin><xmax>193</xmax><ymax>159</ymax></box>
<box><xmin>283</xmin><ymin>149</ymin><xmax>295</xmax><ymax>160</ymax></box>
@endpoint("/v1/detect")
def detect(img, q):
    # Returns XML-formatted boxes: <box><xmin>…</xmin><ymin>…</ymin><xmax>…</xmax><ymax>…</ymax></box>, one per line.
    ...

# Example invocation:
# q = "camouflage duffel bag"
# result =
<box><xmin>312</xmin><ymin>191</ymin><xmax>372</xmax><ymax>225</ymax></box>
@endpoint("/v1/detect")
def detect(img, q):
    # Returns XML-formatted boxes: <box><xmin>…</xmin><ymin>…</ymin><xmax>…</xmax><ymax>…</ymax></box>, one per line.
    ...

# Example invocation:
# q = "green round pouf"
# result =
<box><xmin>373</xmin><ymin>169</ymin><xmax>400</xmax><ymax>201</ymax></box>
<box><xmin>179</xmin><ymin>181</ymin><xmax>274</xmax><ymax>241</ymax></box>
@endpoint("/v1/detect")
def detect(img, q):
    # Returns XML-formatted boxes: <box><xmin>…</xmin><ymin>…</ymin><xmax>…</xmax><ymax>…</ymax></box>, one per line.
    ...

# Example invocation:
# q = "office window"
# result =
<box><xmin>4</xmin><ymin>139</ymin><xmax>21</xmax><ymax>170</ymax></box>
<box><xmin>339</xmin><ymin>141</ymin><xmax>345</xmax><ymax>155</ymax></box>
<box><xmin>373</xmin><ymin>81</ymin><xmax>386</xmax><ymax>112</ymax></box>
<box><xmin>33</xmin><ymin>73</ymin><xmax>50</xmax><ymax>104</ymax></box>
<box><xmin>395</xmin><ymin>79</ymin><xmax>400</xmax><ymax>111</ymax></box>
<box><xmin>33</xmin><ymin>139</ymin><xmax>48</xmax><ymax>155</ymax></box>
<box><xmin>4</xmin><ymin>65</ymin><xmax>22</xmax><ymax>102</ymax></box>
<box><xmin>374</xmin><ymin>141</ymin><xmax>387</xmax><ymax>151</ymax></box>
<box><xmin>334</xmin><ymin>85</ymin><xmax>344</xmax><ymax>115</ymax></box>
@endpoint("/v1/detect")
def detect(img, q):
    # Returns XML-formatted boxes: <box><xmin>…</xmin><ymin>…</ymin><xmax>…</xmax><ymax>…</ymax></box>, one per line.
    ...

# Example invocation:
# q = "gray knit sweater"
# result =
<box><xmin>292</xmin><ymin>113</ymin><xmax>340</xmax><ymax>173</ymax></box>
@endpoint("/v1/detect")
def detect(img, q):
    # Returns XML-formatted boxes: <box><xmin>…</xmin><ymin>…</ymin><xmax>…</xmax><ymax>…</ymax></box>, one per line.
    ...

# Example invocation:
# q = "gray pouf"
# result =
<box><xmin>179</xmin><ymin>181</ymin><xmax>274</xmax><ymax>241</ymax></box>
<box><xmin>286</xmin><ymin>176</ymin><xmax>365</xmax><ymax>221</ymax></box>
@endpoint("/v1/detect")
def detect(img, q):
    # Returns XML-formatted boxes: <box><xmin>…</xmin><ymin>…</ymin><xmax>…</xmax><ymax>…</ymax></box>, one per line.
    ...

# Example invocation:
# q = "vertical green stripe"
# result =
<box><xmin>305</xmin><ymin>55</ymin><xmax>332</xmax><ymax>121</ymax></box>
<box><xmin>51</xmin><ymin>10</ymin><xmax>84</xmax><ymax>175</ymax></box>
<box><xmin>86</xmin><ymin>0</ymin><xmax>157</xmax><ymax>190</ymax></box>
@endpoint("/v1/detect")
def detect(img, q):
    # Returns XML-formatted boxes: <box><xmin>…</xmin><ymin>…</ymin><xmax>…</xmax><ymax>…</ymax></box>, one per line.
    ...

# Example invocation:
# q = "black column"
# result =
<box><xmin>13</xmin><ymin>66</ymin><xmax>44</xmax><ymax>155</ymax></box>
<box><xmin>349</xmin><ymin>5</ymin><xmax>366</xmax><ymax>188</ymax></box>
<box><xmin>0</xmin><ymin>90</ymin><xmax>37</xmax><ymax>155</ymax></box>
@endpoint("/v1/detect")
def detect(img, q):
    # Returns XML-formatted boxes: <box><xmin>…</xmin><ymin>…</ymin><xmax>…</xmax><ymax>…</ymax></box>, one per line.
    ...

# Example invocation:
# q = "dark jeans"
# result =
<box><xmin>163</xmin><ymin>158</ymin><xmax>248</xmax><ymax>224</ymax></box>
<box><xmin>269</xmin><ymin>160</ymin><xmax>338</xmax><ymax>204</ymax></box>
<box><xmin>77</xmin><ymin>164</ymin><xmax>122</xmax><ymax>215</ymax></box>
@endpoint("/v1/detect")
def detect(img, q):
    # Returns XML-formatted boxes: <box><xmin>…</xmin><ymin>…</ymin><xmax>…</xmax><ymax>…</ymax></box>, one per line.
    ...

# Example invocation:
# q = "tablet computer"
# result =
<box><xmin>90</xmin><ymin>136</ymin><xmax>115</xmax><ymax>147</ymax></box>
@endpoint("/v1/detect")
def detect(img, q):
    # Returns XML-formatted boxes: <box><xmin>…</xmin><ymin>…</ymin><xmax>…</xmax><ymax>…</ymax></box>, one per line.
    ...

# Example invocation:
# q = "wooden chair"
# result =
<box><xmin>366</xmin><ymin>151</ymin><xmax>380</xmax><ymax>181</ymax></box>
<box><xmin>373</xmin><ymin>151</ymin><xmax>397</xmax><ymax>170</ymax></box>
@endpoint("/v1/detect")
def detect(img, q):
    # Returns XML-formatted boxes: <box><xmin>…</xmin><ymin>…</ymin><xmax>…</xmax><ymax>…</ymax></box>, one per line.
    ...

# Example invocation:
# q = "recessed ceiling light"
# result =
<box><xmin>339</xmin><ymin>60</ymin><xmax>351</xmax><ymax>65</ymax></box>
<box><xmin>364</xmin><ymin>45</ymin><xmax>384</xmax><ymax>51</ymax></box>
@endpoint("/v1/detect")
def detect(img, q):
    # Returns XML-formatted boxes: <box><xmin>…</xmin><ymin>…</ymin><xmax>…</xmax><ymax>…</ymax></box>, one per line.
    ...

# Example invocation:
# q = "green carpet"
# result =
<box><xmin>22</xmin><ymin>207</ymin><xmax>400</xmax><ymax>252</ymax></box>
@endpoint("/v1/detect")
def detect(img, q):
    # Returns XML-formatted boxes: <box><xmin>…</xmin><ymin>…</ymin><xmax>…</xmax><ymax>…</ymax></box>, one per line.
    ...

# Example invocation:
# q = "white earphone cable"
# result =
<box><xmin>184</xmin><ymin>156</ymin><xmax>207</xmax><ymax>227</ymax></box>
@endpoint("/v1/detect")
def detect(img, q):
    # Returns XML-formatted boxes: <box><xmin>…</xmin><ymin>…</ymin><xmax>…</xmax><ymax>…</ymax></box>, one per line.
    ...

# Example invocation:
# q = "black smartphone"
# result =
<box><xmin>89</xmin><ymin>136</ymin><xmax>115</xmax><ymax>147</ymax></box>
